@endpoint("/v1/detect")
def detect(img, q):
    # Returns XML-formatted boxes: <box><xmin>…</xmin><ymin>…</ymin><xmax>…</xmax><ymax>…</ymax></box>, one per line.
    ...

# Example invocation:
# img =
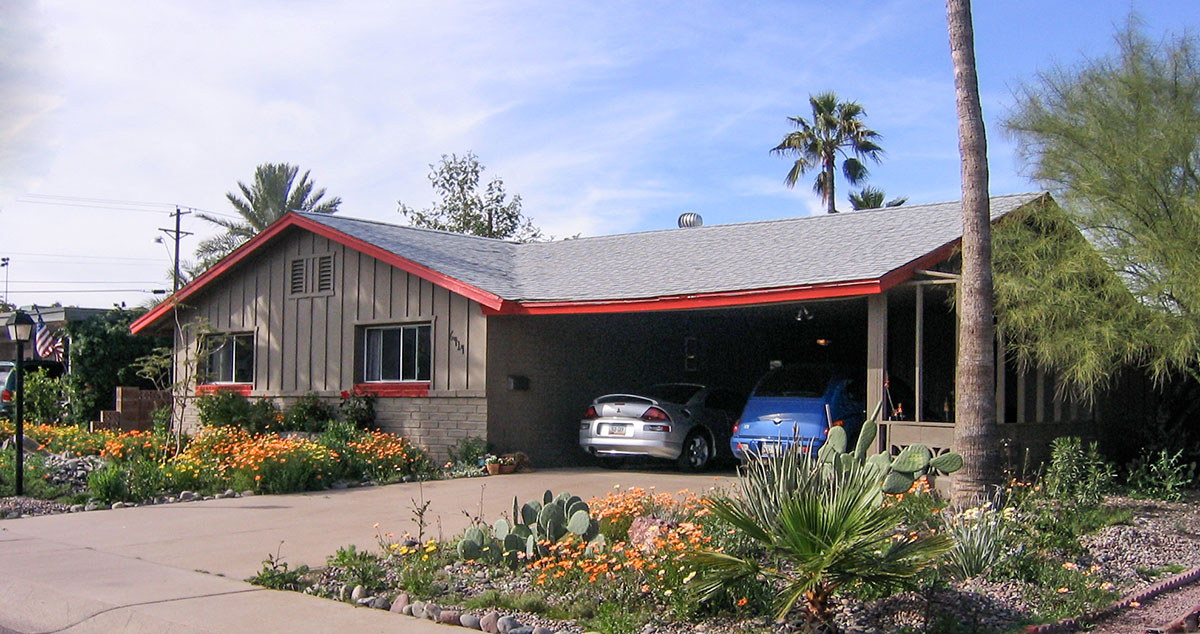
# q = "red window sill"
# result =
<box><xmin>196</xmin><ymin>383</ymin><xmax>253</xmax><ymax>396</ymax></box>
<box><xmin>354</xmin><ymin>382</ymin><xmax>430</xmax><ymax>397</ymax></box>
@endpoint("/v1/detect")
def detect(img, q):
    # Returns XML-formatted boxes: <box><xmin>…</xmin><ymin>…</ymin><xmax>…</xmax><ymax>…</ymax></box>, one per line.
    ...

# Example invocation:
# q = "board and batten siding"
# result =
<box><xmin>177</xmin><ymin>226</ymin><xmax>487</xmax><ymax>458</ymax></box>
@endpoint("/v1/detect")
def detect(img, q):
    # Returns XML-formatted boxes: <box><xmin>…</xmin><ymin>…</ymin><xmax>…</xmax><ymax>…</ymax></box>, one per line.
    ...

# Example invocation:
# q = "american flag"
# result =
<box><xmin>34</xmin><ymin>314</ymin><xmax>64</xmax><ymax>362</ymax></box>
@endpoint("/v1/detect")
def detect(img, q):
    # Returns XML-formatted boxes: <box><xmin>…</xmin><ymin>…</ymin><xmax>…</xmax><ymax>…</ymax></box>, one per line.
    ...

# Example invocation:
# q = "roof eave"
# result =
<box><xmin>130</xmin><ymin>213</ymin><xmax>506</xmax><ymax>335</ymax></box>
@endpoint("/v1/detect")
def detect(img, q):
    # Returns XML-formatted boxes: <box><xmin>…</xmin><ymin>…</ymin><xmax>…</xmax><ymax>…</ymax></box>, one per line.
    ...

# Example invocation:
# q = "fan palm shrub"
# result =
<box><xmin>687</xmin><ymin>448</ymin><xmax>951</xmax><ymax>633</ymax></box>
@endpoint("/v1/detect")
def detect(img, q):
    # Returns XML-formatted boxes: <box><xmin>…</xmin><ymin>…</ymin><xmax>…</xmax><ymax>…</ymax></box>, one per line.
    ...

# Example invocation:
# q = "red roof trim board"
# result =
<box><xmin>353</xmin><ymin>382</ymin><xmax>430</xmax><ymax>398</ymax></box>
<box><xmin>195</xmin><ymin>383</ymin><xmax>253</xmax><ymax>396</ymax></box>
<box><xmin>130</xmin><ymin>213</ymin><xmax>505</xmax><ymax>334</ymax></box>
<box><xmin>485</xmin><ymin>278</ymin><xmax>884</xmax><ymax>315</ymax></box>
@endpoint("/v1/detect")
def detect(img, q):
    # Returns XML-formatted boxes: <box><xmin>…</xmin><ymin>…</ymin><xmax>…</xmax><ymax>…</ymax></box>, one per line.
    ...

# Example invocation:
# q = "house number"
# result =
<box><xmin>449</xmin><ymin>330</ymin><xmax>465</xmax><ymax>354</ymax></box>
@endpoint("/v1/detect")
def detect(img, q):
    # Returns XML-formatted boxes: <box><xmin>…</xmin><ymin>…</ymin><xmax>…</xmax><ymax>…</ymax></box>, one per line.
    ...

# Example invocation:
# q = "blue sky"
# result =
<box><xmin>0</xmin><ymin>0</ymin><xmax>1194</xmax><ymax>308</ymax></box>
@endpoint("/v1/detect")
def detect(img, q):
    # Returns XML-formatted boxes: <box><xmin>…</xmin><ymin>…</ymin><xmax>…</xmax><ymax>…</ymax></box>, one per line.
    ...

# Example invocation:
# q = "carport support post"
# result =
<box><xmin>867</xmin><ymin>294</ymin><xmax>887</xmax><ymax>453</ymax></box>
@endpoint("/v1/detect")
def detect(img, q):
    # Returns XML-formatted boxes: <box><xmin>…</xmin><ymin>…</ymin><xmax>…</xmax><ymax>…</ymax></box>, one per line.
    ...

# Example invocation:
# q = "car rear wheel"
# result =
<box><xmin>677</xmin><ymin>432</ymin><xmax>712</xmax><ymax>472</ymax></box>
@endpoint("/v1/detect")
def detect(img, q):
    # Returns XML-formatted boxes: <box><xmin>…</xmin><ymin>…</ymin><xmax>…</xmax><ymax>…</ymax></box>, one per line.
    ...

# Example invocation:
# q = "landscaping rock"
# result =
<box><xmin>480</xmin><ymin>611</ymin><xmax>500</xmax><ymax>633</ymax></box>
<box><xmin>401</xmin><ymin>604</ymin><xmax>413</xmax><ymax>616</ymax></box>
<box><xmin>368</xmin><ymin>596</ymin><xmax>390</xmax><ymax>610</ymax></box>
<box><xmin>410</xmin><ymin>600</ymin><xmax>426</xmax><ymax>619</ymax></box>
<box><xmin>355</xmin><ymin>597</ymin><xmax>374</xmax><ymax>606</ymax></box>
<box><xmin>69</xmin><ymin>504</ymin><xmax>84</xmax><ymax>513</ymax></box>
<box><xmin>214</xmin><ymin>493</ymin><xmax>225</xmax><ymax>499</ymax></box>
<box><xmin>84</xmin><ymin>501</ymin><xmax>101</xmax><ymax>512</ymax></box>
<box><xmin>438</xmin><ymin>610</ymin><xmax>461</xmax><ymax>626</ymax></box>
<box><xmin>224</xmin><ymin>489</ymin><xmax>236</xmax><ymax>498</ymax></box>
<box><xmin>460</xmin><ymin>613</ymin><xmax>482</xmax><ymax>630</ymax></box>
<box><xmin>508</xmin><ymin>628</ymin><xmax>534</xmax><ymax>634</ymax></box>
<box><xmin>4</xmin><ymin>511</ymin><xmax>19</xmax><ymax>519</ymax></box>
<box><xmin>389</xmin><ymin>592</ymin><xmax>409</xmax><ymax>614</ymax></box>
<box><xmin>241</xmin><ymin>490</ymin><xmax>255</xmax><ymax>497</ymax></box>
<box><xmin>111</xmin><ymin>502</ymin><xmax>125</xmax><ymax>510</ymax></box>
<box><xmin>429</xmin><ymin>580</ymin><xmax>448</xmax><ymax>594</ymax></box>
<box><xmin>350</xmin><ymin>585</ymin><xmax>367</xmax><ymax>602</ymax></box>
<box><xmin>423</xmin><ymin>603</ymin><xmax>441</xmax><ymax>621</ymax></box>
<box><xmin>532</xmin><ymin>627</ymin><xmax>554</xmax><ymax>634</ymax></box>
<box><xmin>497</xmin><ymin>615</ymin><xmax>520</xmax><ymax>633</ymax></box>
<box><xmin>179</xmin><ymin>490</ymin><xmax>197</xmax><ymax>501</ymax></box>
<box><xmin>628</xmin><ymin>516</ymin><xmax>677</xmax><ymax>553</ymax></box>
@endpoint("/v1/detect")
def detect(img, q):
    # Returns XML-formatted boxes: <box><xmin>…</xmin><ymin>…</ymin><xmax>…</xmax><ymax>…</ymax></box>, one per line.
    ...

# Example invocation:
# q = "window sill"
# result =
<box><xmin>196</xmin><ymin>383</ymin><xmax>253</xmax><ymax>396</ymax></box>
<box><xmin>354</xmin><ymin>382</ymin><xmax>431</xmax><ymax>397</ymax></box>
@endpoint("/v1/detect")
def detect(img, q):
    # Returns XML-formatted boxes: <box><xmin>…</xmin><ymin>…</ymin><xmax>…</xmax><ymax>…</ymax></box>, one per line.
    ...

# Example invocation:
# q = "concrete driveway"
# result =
<box><xmin>0</xmin><ymin>468</ymin><xmax>734</xmax><ymax>634</ymax></box>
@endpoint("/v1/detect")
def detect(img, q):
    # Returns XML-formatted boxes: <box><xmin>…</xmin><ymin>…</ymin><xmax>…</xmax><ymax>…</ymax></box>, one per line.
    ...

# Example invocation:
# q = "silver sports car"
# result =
<box><xmin>578</xmin><ymin>383</ymin><xmax>745</xmax><ymax>471</ymax></box>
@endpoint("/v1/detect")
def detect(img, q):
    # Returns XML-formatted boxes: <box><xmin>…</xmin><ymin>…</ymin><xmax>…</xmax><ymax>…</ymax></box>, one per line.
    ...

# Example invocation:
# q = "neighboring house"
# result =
<box><xmin>131</xmin><ymin>192</ymin><xmax>1146</xmax><ymax>465</ymax></box>
<box><xmin>1</xmin><ymin>305</ymin><xmax>108</xmax><ymax>363</ymax></box>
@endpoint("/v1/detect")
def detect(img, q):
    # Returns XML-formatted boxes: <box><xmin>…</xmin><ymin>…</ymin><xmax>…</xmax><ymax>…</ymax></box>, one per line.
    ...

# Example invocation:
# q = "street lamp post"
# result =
<box><xmin>7</xmin><ymin>310</ymin><xmax>34</xmax><ymax>496</ymax></box>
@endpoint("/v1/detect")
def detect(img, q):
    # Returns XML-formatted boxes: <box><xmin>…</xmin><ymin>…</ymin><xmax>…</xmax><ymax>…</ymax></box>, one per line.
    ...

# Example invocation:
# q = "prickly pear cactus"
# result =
<box><xmin>816</xmin><ymin>402</ymin><xmax>965</xmax><ymax>494</ymax></box>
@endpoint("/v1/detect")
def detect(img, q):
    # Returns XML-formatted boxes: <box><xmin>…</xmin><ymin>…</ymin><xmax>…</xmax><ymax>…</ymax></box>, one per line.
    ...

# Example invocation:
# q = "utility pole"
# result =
<box><xmin>1</xmin><ymin>257</ymin><xmax>9</xmax><ymax>307</ymax></box>
<box><xmin>159</xmin><ymin>208</ymin><xmax>192</xmax><ymax>294</ymax></box>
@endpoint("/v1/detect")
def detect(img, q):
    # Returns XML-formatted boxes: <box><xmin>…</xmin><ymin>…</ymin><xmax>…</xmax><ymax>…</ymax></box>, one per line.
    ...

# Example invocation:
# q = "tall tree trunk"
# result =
<box><xmin>824</xmin><ymin>158</ymin><xmax>837</xmax><ymax>214</ymax></box>
<box><xmin>947</xmin><ymin>0</ymin><xmax>999</xmax><ymax>504</ymax></box>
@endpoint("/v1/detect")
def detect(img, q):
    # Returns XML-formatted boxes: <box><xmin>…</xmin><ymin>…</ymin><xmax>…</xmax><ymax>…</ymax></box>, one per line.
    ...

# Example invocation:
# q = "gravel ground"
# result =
<box><xmin>1085</xmin><ymin>582</ymin><xmax>1200</xmax><ymax>634</ymax></box>
<box><xmin>0</xmin><ymin>496</ymin><xmax>72</xmax><ymax>518</ymax></box>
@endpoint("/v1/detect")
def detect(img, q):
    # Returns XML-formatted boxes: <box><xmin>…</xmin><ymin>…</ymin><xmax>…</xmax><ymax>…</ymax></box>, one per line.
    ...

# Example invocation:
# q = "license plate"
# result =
<box><xmin>759</xmin><ymin>442</ymin><xmax>782</xmax><ymax>457</ymax></box>
<box><xmin>607</xmin><ymin>424</ymin><xmax>629</xmax><ymax>436</ymax></box>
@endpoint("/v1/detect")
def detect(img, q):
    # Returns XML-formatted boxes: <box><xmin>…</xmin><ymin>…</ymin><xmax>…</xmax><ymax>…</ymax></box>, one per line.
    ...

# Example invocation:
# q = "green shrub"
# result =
<box><xmin>941</xmin><ymin>496</ymin><xmax>1011</xmax><ymax>580</ymax></box>
<box><xmin>1045</xmin><ymin>436</ymin><xmax>1114</xmax><ymax>506</ymax></box>
<box><xmin>447</xmin><ymin>436</ymin><xmax>488</xmax><ymax>467</ymax></box>
<box><xmin>195</xmin><ymin>390</ymin><xmax>279</xmax><ymax>432</ymax></box>
<box><xmin>87</xmin><ymin>463</ymin><xmax>128</xmax><ymax>503</ymax></box>
<box><xmin>1127</xmin><ymin>448</ymin><xmax>1196</xmax><ymax>502</ymax></box>
<box><xmin>327</xmin><ymin>545</ymin><xmax>387</xmax><ymax>595</ymax></box>
<box><xmin>284</xmin><ymin>392</ymin><xmax>336</xmax><ymax>433</ymax></box>
<box><xmin>127</xmin><ymin>459</ymin><xmax>167</xmax><ymax>502</ymax></box>
<box><xmin>0</xmin><ymin>449</ymin><xmax>70</xmax><ymax>500</ymax></box>
<box><xmin>337</xmin><ymin>388</ymin><xmax>375</xmax><ymax>429</ymax></box>
<box><xmin>247</xmin><ymin>550</ymin><xmax>311</xmax><ymax>592</ymax></box>
<box><xmin>23</xmin><ymin>369</ymin><xmax>67</xmax><ymax>425</ymax></box>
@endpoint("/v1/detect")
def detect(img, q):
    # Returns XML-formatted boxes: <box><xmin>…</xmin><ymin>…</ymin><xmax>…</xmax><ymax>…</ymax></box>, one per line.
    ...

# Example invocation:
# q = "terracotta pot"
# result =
<box><xmin>499</xmin><ymin>464</ymin><xmax>516</xmax><ymax>474</ymax></box>
<box><xmin>486</xmin><ymin>463</ymin><xmax>501</xmax><ymax>475</ymax></box>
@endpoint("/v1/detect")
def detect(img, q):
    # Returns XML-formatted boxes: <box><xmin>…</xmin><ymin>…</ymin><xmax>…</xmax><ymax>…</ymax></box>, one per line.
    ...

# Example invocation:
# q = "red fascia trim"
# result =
<box><xmin>195</xmin><ymin>383</ymin><xmax>253</xmax><ymax>396</ymax></box>
<box><xmin>287</xmin><ymin>215</ymin><xmax>504</xmax><ymax>311</ymax></box>
<box><xmin>484</xmin><ymin>279</ymin><xmax>884</xmax><ymax>315</ymax></box>
<box><xmin>354</xmin><ymin>382</ymin><xmax>430</xmax><ymax>398</ymax></box>
<box><xmin>877</xmin><ymin>241</ymin><xmax>962</xmax><ymax>292</ymax></box>
<box><xmin>131</xmin><ymin>213</ymin><xmax>504</xmax><ymax>334</ymax></box>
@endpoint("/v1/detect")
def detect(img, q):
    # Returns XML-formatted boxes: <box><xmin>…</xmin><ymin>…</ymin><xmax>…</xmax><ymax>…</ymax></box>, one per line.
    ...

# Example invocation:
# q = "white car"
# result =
<box><xmin>578</xmin><ymin>383</ymin><xmax>745</xmax><ymax>471</ymax></box>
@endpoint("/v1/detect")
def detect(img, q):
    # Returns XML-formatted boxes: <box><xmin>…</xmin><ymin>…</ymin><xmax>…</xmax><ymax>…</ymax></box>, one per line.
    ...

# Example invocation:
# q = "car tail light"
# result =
<box><xmin>732</xmin><ymin>418</ymin><xmax>740</xmax><ymax>435</ymax></box>
<box><xmin>583</xmin><ymin>406</ymin><xmax>598</xmax><ymax>420</ymax></box>
<box><xmin>641</xmin><ymin>407</ymin><xmax>670</xmax><ymax>422</ymax></box>
<box><xmin>644</xmin><ymin>424</ymin><xmax>671</xmax><ymax>432</ymax></box>
<box><xmin>0</xmin><ymin>389</ymin><xmax>10</xmax><ymax>404</ymax></box>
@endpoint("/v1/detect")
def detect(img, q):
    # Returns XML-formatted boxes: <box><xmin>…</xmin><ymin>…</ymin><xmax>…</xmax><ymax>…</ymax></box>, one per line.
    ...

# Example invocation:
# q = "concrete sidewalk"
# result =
<box><xmin>0</xmin><ymin>469</ymin><xmax>732</xmax><ymax>633</ymax></box>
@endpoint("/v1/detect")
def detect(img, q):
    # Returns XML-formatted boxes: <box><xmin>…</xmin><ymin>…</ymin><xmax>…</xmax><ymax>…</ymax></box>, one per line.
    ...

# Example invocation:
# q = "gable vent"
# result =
<box><xmin>290</xmin><ymin>259</ymin><xmax>307</xmax><ymax>294</ymax></box>
<box><xmin>315</xmin><ymin>254</ymin><xmax>334</xmax><ymax>292</ymax></box>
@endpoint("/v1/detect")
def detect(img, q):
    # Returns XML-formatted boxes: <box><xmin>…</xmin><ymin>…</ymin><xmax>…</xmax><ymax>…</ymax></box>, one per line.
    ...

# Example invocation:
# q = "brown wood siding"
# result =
<box><xmin>178</xmin><ymin>226</ymin><xmax>486</xmax><ymax>396</ymax></box>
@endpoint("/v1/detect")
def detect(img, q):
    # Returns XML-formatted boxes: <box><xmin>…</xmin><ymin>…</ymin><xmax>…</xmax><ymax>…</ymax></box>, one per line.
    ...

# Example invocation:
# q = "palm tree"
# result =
<box><xmin>848</xmin><ymin>186</ymin><xmax>908</xmax><ymax>210</ymax></box>
<box><xmin>687</xmin><ymin>452</ymin><xmax>950</xmax><ymax>631</ymax></box>
<box><xmin>194</xmin><ymin>163</ymin><xmax>341</xmax><ymax>268</ymax></box>
<box><xmin>772</xmin><ymin>93</ymin><xmax>883</xmax><ymax>214</ymax></box>
<box><xmin>947</xmin><ymin>0</ymin><xmax>1000</xmax><ymax>504</ymax></box>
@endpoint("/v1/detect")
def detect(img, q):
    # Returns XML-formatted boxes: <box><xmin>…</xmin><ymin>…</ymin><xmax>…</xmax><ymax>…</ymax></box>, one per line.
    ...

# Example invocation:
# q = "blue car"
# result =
<box><xmin>730</xmin><ymin>364</ymin><xmax>866</xmax><ymax>460</ymax></box>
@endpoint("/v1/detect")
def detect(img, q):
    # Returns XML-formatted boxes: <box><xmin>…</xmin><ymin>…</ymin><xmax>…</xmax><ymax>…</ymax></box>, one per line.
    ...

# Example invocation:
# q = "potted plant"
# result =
<box><xmin>484</xmin><ymin>455</ymin><xmax>502</xmax><ymax>475</ymax></box>
<box><xmin>497</xmin><ymin>455</ymin><xmax>517</xmax><ymax>474</ymax></box>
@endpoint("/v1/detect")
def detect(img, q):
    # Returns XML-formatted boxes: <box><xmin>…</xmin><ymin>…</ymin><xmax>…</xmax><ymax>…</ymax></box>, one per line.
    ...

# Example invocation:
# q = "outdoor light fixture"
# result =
<box><xmin>6</xmin><ymin>309</ymin><xmax>33</xmax><ymax>496</ymax></box>
<box><xmin>816</xmin><ymin>338</ymin><xmax>832</xmax><ymax>347</ymax></box>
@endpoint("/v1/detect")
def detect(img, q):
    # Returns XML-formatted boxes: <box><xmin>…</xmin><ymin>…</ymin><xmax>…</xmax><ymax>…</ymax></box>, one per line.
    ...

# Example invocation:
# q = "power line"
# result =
<box><xmin>13</xmin><ymin>289</ymin><xmax>166</xmax><ymax>294</ymax></box>
<box><xmin>8</xmin><ymin>280</ymin><xmax>164</xmax><ymax>284</ymax></box>
<box><xmin>4</xmin><ymin>252</ymin><xmax>164</xmax><ymax>262</ymax></box>
<box><xmin>17</xmin><ymin>194</ymin><xmax>245</xmax><ymax>221</ymax></box>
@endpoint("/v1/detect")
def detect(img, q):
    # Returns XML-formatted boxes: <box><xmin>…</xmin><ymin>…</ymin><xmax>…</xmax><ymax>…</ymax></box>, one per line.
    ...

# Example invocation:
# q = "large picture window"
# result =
<box><xmin>202</xmin><ymin>333</ymin><xmax>254</xmax><ymax>384</ymax></box>
<box><xmin>364</xmin><ymin>324</ymin><xmax>431</xmax><ymax>382</ymax></box>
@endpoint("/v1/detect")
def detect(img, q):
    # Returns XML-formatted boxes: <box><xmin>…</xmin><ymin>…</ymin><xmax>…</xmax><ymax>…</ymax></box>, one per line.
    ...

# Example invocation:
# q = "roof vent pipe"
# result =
<box><xmin>677</xmin><ymin>212</ymin><xmax>703</xmax><ymax>228</ymax></box>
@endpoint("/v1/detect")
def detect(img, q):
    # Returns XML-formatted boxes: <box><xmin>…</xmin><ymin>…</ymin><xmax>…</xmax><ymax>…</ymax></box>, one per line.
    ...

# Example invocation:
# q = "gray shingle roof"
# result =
<box><xmin>300</xmin><ymin>192</ymin><xmax>1045</xmax><ymax>304</ymax></box>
